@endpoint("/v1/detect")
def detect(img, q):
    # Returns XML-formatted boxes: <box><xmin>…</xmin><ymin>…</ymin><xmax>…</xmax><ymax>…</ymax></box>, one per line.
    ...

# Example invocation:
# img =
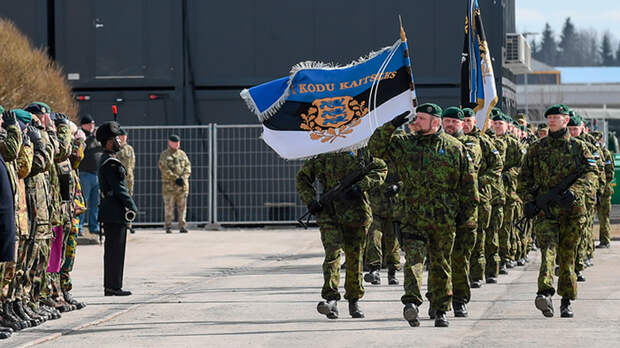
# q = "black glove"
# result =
<box><xmin>596</xmin><ymin>193</ymin><xmax>602</xmax><ymax>206</ymax></box>
<box><xmin>384</xmin><ymin>184</ymin><xmax>400</xmax><ymax>197</ymax></box>
<box><xmin>523</xmin><ymin>201</ymin><xmax>539</xmax><ymax>219</ymax></box>
<box><xmin>342</xmin><ymin>184</ymin><xmax>363</xmax><ymax>201</ymax></box>
<box><xmin>390</xmin><ymin>111</ymin><xmax>411</xmax><ymax>128</ymax></box>
<box><xmin>308</xmin><ymin>200</ymin><xmax>323</xmax><ymax>214</ymax></box>
<box><xmin>175</xmin><ymin>177</ymin><xmax>184</xmax><ymax>187</ymax></box>
<box><xmin>27</xmin><ymin>126</ymin><xmax>44</xmax><ymax>152</ymax></box>
<box><xmin>557</xmin><ymin>190</ymin><xmax>576</xmax><ymax>209</ymax></box>
<box><xmin>22</xmin><ymin>130</ymin><xmax>31</xmax><ymax>147</ymax></box>
<box><xmin>54</xmin><ymin>113</ymin><xmax>70</xmax><ymax>126</ymax></box>
<box><xmin>1</xmin><ymin>111</ymin><xmax>18</xmax><ymax>128</ymax></box>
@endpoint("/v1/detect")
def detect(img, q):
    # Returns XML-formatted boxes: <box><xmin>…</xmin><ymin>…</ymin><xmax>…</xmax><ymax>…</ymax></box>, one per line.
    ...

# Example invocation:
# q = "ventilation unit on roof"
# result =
<box><xmin>505</xmin><ymin>33</ymin><xmax>532</xmax><ymax>74</ymax></box>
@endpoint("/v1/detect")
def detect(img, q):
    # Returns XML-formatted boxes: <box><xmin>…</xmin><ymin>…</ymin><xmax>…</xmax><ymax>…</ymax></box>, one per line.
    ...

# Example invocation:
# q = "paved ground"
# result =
<box><xmin>4</xmin><ymin>227</ymin><xmax>620</xmax><ymax>348</ymax></box>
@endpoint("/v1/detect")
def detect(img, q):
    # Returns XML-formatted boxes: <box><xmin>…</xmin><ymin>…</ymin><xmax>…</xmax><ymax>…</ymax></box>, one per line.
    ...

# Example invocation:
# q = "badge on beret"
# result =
<box><xmin>427</xmin><ymin>106</ymin><xmax>433</xmax><ymax>113</ymax></box>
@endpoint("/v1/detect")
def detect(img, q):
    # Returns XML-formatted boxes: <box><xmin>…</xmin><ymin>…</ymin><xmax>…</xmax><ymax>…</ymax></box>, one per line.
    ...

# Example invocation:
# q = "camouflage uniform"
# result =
<box><xmin>368</xmin><ymin>122</ymin><xmax>478</xmax><ymax>313</ymax></box>
<box><xmin>597</xmin><ymin>144</ymin><xmax>614</xmax><ymax>246</ymax></box>
<box><xmin>465</xmin><ymin>128</ymin><xmax>503</xmax><ymax>283</ymax></box>
<box><xmin>498</xmin><ymin>133</ymin><xmax>524</xmax><ymax>265</ymax></box>
<box><xmin>518</xmin><ymin>127</ymin><xmax>596</xmax><ymax>301</ymax></box>
<box><xmin>159</xmin><ymin>147</ymin><xmax>191</xmax><ymax>230</ymax></box>
<box><xmin>296</xmin><ymin>150</ymin><xmax>386</xmax><ymax>301</ymax></box>
<box><xmin>117</xmin><ymin>143</ymin><xmax>135</xmax><ymax>195</ymax></box>
<box><xmin>484</xmin><ymin>130</ymin><xmax>506</xmax><ymax>279</ymax></box>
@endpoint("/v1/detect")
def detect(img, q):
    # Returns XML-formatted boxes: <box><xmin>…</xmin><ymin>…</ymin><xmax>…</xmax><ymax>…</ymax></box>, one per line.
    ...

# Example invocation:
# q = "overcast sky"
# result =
<box><xmin>516</xmin><ymin>0</ymin><xmax>620</xmax><ymax>41</ymax></box>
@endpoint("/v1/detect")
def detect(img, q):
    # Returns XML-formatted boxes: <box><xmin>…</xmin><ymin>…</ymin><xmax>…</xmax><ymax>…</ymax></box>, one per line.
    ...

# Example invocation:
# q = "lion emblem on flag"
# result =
<box><xmin>300</xmin><ymin>96</ymin><xmax>369</xmax><ymax>143</ymax></box>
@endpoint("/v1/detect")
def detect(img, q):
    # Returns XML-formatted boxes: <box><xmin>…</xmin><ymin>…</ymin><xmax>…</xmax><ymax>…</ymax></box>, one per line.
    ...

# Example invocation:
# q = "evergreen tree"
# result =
<box><xmin>530</xmin><ymin>39</ymin><xmax>539</xmax><ymax>59</ymax></box>
<box><xmin>616</xmin><ymin>42</ymin><xmax>620</xmax><ymax>66</ymax></box>
<box><xmin>558</xmin><ymin>17</ymin><xmax>578</xmax><ymax>65</ymax></box>
<box><xmin>539</xmin><ymin>23</ymin><xmax>559</xmax><ymax>66</ymax></box>
<box><xmin>600</xmin><ymin>32</ymin><xmax>615</xmax><ymax>66</ymax></box>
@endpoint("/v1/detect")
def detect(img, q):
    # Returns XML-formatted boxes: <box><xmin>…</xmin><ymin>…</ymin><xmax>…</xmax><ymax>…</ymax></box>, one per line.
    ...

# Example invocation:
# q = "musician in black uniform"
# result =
<box><xmin>96</xmin><ymin>122</ymin><xmax>137</xmax><ymax>296</ymax></box>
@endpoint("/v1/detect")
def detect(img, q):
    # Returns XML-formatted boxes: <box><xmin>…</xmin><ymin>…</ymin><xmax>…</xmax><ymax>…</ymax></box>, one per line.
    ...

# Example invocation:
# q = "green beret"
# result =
<box><xmin>119</xmin><ymin>128</ymin><xmax>127</xmax><ymax>136</ymax></box>
<box><xmin>0</xmin><ymin>104</ymin><xmax>4</xmax><ymax>114</ymax></box>
<box><xmin>416</xmin><ymin>103</ymin><xmax>442</xmax><ymax>117</ymax></box>
<box><xmin>491</xmin><ymin>113</ymin><xmax>507</xmax><ymax>122</ymax></box>
<box><xmin>514</xmin><ymin>113</ymin><xmax>527</xmax><ymax>121</ymax></box>
<box><xmin>512</xmin><ymin>120</ymin><xmax>519</xmax><ymax>127</ymax></box>
<box><xmin>169</xmin><ymin>134</ymin><xmax>180</xmax><ymax>142</ymax></box>
<box><xmin>544</xmin><ymin>104</ymin><xmax>570</xmax><ymax>118</ymax></box>
<box><xmin>504</xmin><ymin>113</ymin><xmax>514</xmax><ymax>123</ymax></box>
<box><xmin>441</xmin><ymin>106</ymin><xmax>464</xmax><ymax>120</ymax></box>
<box><xmin>12</xmin><ymin>109</ymin><xmax>33</xmax><ymax>124</ymax></box>
<box><xmin>568</xmin><ymin>114</ymin><xmax>582</xmax><ymax>127</ymax></box>
<box><xmin>490</xmin><ymin>107</ymin><xmax>503</xmax><ymax>119</ymax></box>
<box><xmin>462</xmin><ymin>108</ymin><xmax>475</xmax><ymax>118</ymax></box>
<box><xmin>33</xmin><ymin>101</ymin><xmax>51</xmax><ymax>113</ymax></box>
<box><xmin>537</xmin><ymin>123</ymin><xmax>548</xmax><ymax>130</ymax></box>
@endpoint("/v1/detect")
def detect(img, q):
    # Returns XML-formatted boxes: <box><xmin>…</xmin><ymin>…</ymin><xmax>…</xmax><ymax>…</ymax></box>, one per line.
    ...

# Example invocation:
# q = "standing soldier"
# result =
<box><xmin>462</xmin><ymin>109</ymin><xmax>503</xmax><ymax>290</ymax></box>
<box><xmin>117</xmin><ymin>129</ymin><xmax>135</xmax><ymax>196</ymax></box>
<box><xmin>592</xmin><ymin>131</ymin><xmax>614</xmax><ymax>249</ymax></box>
<box><xmin>297</xmin><ymin>149</ymin><xmax>386</xmax><ymax>320</ymax></box>
<box><xmin>97</xmin><ymin>122</ymin><xmax>137</xmax><ymax>296</ymax></box>
<box><xmin>159</xmin><ymin>135</ymin><xmax>191</xmax><ymax>234</ymax></box>
<box><xmin>369</xmin><ymin>104</ymin><xmax>478</xmax><ymax>328</ymax></box>
<box><xmin>518</xmin><ymin>104</ymin><xmax>597</xmax><ymax>318</ymax></box>
<box><xmin>537</xmin><ymin>124</ymin><xmax>549</xmax><ymax>139</ymax></box>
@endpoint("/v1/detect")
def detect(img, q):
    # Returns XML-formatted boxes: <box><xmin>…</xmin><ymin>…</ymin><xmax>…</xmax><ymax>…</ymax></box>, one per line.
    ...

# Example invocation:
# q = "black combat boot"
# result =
<box><xmin>388</xmin><ymin>269</ymin><xmax>399</xmax><ymax>285</ymax></box>
<box><xmin>517</xmin><ymin>258</ymin><xmax>526</xmax><ymax>266</ymax></box>
<box><xmin>428</xmin><ymin>303</ymin><xmax>436</xmax><ymax>319</ymax></box>
<box><xmin>363</xmin><ymin>269</ymin><xmax>380</xmax><ymax>285</ymax></box>
<box><xmin>317</xmin><ymin>300</ymin><xmax>338</xmax><ymax>319</ymax></box>
<box><xmin>535</xmin><ymin>294</ymin><xmax>554</xmax><ymax>318</ymax></box>
<box><xmin>348</xmin><ymin>300</ymin><xmax>364</xmax><ymax>318</ymax></box>
<box><xmin>596</xmin><ymin>243</ymin><xmax>610</xmax><ymax>249</ymax></box>
<box><xmin>13</xmin><ymin>301</ymin><xmax>40</xmax><ymax>327</ymax></box>
<box><xmin>470</xmin><ymin>279</ymin><xmax>483</xmax><ymax>288</ymax></box>
<box><xmin>22</xmin><ymin>301</ymin><xmax>46</xmax><ymax>323</ymax></box>
<box><xmin>576</xmin><ymin>271</ymin><xmax>586</xmax><ymax>282</ymax></box>
<box><xmin>3</xmin><ymin>301</ymin><xmax>28</xmax><ymax>329</ymax></box>
<box><xmin>499</xmin><ymin>263</ymin><xmax>508</xmax><ymax>275</ymax></box>
<box><xmin>64</xmin><ymin>292</ymin><xmax>86</xmax><ymax>310</ymax></box>
<box><xmin>403</xmin><ymin>303</ymin><xmax>419</xmax><ymax>327</ymax></box>
<box><xmin>486</xmin><ymin>277</ymin><xmax>498</xmax><ymax>284</ymax></box>
<box><xmin>453</xmin><ymin>302</ymin><xmax>468</xmax><ymax>317</ymax></box>
<box><xmin>434</xmin><ymin>311</ymin><xmax>449</xmax><ymax>327</ymax></box>
<box><xmin>506</xmin><ymin>260</ymin><xmax>515</xmax><ymax>269</ymax></box>
<box><xmin>560</xmin><ymin>298</ymin><xmax>574</xmax><ymax>318</ymax></box>
<box><xmin>0</xmin><ymin>306</ymin><xmax>22</xmax><ymax>331</ymax></box>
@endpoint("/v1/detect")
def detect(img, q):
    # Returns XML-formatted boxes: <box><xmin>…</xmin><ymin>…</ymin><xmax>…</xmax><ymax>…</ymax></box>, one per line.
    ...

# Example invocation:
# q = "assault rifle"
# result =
<box><xmin>297</xmin><ymin>162</ymin><xmax>374</xmax><ymax>229</ymax></box>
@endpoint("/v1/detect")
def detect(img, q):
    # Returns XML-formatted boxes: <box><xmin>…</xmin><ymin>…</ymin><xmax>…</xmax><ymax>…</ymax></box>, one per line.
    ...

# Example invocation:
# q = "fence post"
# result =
<box><xmin>213</xmin><ymin>124</ymin><xmax>218</xmax><ymax>224</ymax></box>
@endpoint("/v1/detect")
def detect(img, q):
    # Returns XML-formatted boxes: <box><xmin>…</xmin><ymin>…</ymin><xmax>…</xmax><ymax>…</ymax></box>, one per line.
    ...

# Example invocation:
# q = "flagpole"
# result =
<box><xmin>399</xmin><ymin>15</ymin><xmax>418</xmax><ymax>108</ymax></box>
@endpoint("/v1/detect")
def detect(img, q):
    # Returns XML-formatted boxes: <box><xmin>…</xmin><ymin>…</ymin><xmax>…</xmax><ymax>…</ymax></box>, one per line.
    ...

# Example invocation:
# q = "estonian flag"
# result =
<box><xmin>461</xmin><ymin>0</ymin><xmax>498</xmax><ymax>131</ymax></box>
<box><xmin>241</xmin><ymin>39</ymin><xmax>415</xmax><ymax>160</ymax></box>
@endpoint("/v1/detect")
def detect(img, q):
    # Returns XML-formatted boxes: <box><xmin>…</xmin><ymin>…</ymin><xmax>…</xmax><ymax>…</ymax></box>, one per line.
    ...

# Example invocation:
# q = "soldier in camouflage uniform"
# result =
<box><xmin>592</xmin><ymin>131</ymin><xmax>614</xmax><ymax>249</ymax></box>
<box><xmin>440</xmin><ymin>107</ymin><xmax>481</xmax><ymax>317</ymax></box>
<box><xmin>462</xmin><ymin>109</ymin><xmax>503</xmax><ymax>290</ymax></box>
<box><xmin>483</xmin><ymin>125</ymin><xmax>505</xmax><ymax>284</ymax></box>
<box><xmin>117</xmin><ymin>129</ymin><xmax>135</xmax><ymax>196</ymax></box>
<box><xmin>368</xmin><ymin>104</ymin><xmax>478</xmax><ymax>328</ymax></box>
<box><xmin>297</xmin><ymin>149</ymin><xmax>386</xmax><ymax>319</ymax></box>
<box><xmin>518</xmin><ymin>104</ymin><xmax>597</xmax><ymax>318</ymax></box>
<box><xmin>537</xmin><ymin>124</ymin><xmax>549</xmax><ymax>139</ymax></box>
<box><xmin>491</xmin><ymin>109</ymin><xmax>524</xmax><ymax>274</ymax></box>
<box><xmin>159</xmin><ymin>135</ymin><xmax>191</xmax><ymax>233</ymax></box>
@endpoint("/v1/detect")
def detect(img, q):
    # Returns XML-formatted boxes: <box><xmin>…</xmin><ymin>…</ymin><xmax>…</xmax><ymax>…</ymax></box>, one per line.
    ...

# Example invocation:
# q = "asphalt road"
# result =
<box><xmin>5</xmin><ymin>228</ymin><xmax>620</xmax><ymax>348</ymax></box>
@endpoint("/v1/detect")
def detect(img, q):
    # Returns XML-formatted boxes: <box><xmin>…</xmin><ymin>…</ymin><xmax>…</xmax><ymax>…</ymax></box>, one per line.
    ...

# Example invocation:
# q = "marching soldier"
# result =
<box><xmin>368</xmin><ymin>104</ymin><xmax>478</xmax><ymax>327</ymax></box>
<box><xmin>297</xmin><ymin>149</ymin><xmax>386</xmax><ymax>319</ymax></box>
<box><xmin>518</xmin><ymin>104</ymin><xmax>597</xmax><ymax>318</ymax></box>
<box><xmin>159</xmin><ymin>135</ymin><xmax>191</xmax><ymax>234</ymax></box>
<box><xmin>592</xmin><ymin>131</ymin><xmax>614</xmax><ymax>249</ymax></box>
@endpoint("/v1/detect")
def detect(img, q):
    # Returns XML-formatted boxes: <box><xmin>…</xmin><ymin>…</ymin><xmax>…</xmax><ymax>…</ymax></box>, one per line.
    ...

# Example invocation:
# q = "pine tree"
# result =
<box><xmin>558</xmin><ymin>17</ymin><xmax>577</xmax><ymax>65</ymax></box>
<box><xmin>616</xmin><ymin>42</ymin><xmax>620</xmax><ymax>66</ymax></box>
<box><xmin>539</xmin><ymin>23</ymin><xmax>559</xmax><ymax>66</ymax></box>
<box><xmin>600</xmin><ymin>32</ymin><xmax>615</xmax><ymax>66</ymax></box>
<box><xmin>530</xmin><ymin>39</ymin><xmax>539</xmax><ymax>59</ymax></box>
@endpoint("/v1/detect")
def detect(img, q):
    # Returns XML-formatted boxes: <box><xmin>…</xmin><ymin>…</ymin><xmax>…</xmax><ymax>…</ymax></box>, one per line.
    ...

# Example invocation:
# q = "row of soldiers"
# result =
<box><xmin>297</xmin><ymin>102</ymin><xmax>612</xmax><ymax>327</ymax></box>
<box><xmin>0</xmin><ymin>103</ymin><xmax>88</xmax><ymax>339</ymax></box>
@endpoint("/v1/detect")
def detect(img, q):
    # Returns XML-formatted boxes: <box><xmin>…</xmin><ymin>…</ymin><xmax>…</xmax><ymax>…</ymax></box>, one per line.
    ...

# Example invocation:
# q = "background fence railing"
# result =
<box><xmin>123</xmin><ymin>124</ymin><xmax>307</xmax><ymax>225</ymax></box>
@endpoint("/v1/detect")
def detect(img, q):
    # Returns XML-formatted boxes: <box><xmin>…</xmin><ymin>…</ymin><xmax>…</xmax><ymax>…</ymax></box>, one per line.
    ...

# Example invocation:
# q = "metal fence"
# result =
<box><xmin>122</xmin><ymin>124</ymin><xmax>307</xmax><ymax>225</ymax></box>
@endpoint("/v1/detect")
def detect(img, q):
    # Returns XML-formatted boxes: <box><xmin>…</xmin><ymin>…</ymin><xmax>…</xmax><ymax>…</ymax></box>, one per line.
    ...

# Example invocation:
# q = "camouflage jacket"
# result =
<box><xmin>296</xmin><ymin>149</ymin><xmax>387</xmax><ymax>227</ymax></box>
<box><xmin>517</xmin><ymin>128</ymin><xmax>597</xmax><ymax>218</ymax></box>
<box><xmin>577</xmin><ymin>134</ymin><xmax>606</xmax><ymax>198</ymax></box>
<box><xmin>466</xmin><ymin>127</ymin><xmax>503</xmax><ymax>205</ymax></box>
<box><xmin>368</xmin><ymin>123</ymin><xmax>479</xmax><ymax>229</ymax></box>
<box><xmin>485</xmin><ymin>132</ymin><xmax>507</xmax><ymax>206</ymax></box>
<box><xmin>369</xmin><ymin>129</ymin><xmax>405</xmax><ymax>219</ymax></box>
<box><xmin>159</xmin><ymin>147</ymin><xmax>191</xmax><ymax>194</ymax></box>
<box><xmin>602</xmin><ymin>147</ymin><xmax>614</xmax><ymax>196</ymax></box>
<box><xmin>498</xmin><ymin>133</ymin><xmax>524</xmax><ymax>203</ymax></box>
<box><xmin>117</xmin><ymin>143</ymin><xmax>135</xmax><ymax>195</ymax></box>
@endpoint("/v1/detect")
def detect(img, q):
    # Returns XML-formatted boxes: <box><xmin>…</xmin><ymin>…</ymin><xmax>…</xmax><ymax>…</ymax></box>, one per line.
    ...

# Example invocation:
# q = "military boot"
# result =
<box><xmin>403</xmin><ymin>303</ymin><xmax>419</xmax><ymax>327</ymax></box>
<box><xmin>165</xmin><ymin>227</ymin><xmax>172</xmax><ymax>234</ymax></box>
<box><xmin>576</xmin><ymin>271</ymin><xmax>586</xmax><ymax>282</ymax></box>
<box><xmin>363</xmin><ymin>269</ymin><xmax>380</xmax><ymax>285</ymax></box>
<box><xmin>0</xmin><ymin>306</ymin><xmax>23</xmax><ymax>331</ymax></box>
<box><xmin>596</xmin><ymin>243</ymin><xmax>610</xmax><ymax>249</ymax></box>
<box><xmin>434</xmin><ymin>311</ymin><xmax>449</xmax><ymax>327</ymax></box>
<box><xmin>317</xmin><ymin>300</ymin><xmax>338</xmax><ymax>319</ymax></box>
<box><xmin>13</xmin><ymin>301</ymin><xmax>40</xmax><ymax>327</ymax></box>
<box><xmin>453</xmin><ymin>302</ymin><xmax>468</xmax><ymax>317</ymax></box>
<box><xmin>179</xmin><ymin>228</ymin><xmax>189</xmax><ymax>233</ymax></box>
<box><xmin>22</xmin><ymin>301</ymin><xmax>46</xmax><ymax>324</ymax></box>
<box><xmin>388</xmin><ymin>269</ymin><xmax>399</xmax><ymax>285</ymax></box>
<box><xmin>470</xmin><ymin>279</ymin><xmax>483</xmax><ymax>288</ymax></box>
<box><xmin>348</xmin><ymin>300</ymin><xmax>364</xmax><ymax>318</ymax></box>
<box><xmin>0</xmin><ymin>329</ymin><xmax>11</xmax><ymax>339</ymax></box>
<box><xmin>517</xmin><ymin>258</ymin><xmax>526</xmax><ymax>266</ymax></box>
<box><xmin>428</xmin><ymin>303</ymin><xmax>436</xmax><ymax>319</ymax></box>
<box><xmin>499</xmin><ymin>263</ymin><xmax>508</xmax><ymax>275</ymax></box>
<box><xmin>486</xmin><ymin>277</ymin><xmax>497</xmax><ymax>284</ymax></box>
<box><xmin>560</xmin><ymin>298</ymin><xmax>574</xmax><ymax>318</ymax></box>
<box><xmin>506</xmin><ymin>260</ymin><xmax>515</xmax><ymax>269</ymax></box>
<box><xmin>64</xmin><ymin>291</ymin><xmax>86</xmax><ymax>310</ymax></box>
<box><xmin>3</xmin><ymin>301</ymin><xmax>29</xmax><ymax>329</ymax></box>
<box><xmin>535</xmin><ymin>294</ymin><xmax>554</xmax><ymax>318</ymax></box>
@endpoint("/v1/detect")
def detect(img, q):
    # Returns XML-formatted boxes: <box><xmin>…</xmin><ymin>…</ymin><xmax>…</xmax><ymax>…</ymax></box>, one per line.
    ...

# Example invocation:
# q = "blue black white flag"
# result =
<box><xmin>461</xmin><ymin>0</ymin><xmax>498</xmax><ymax>130</ymax></box>
<box><xmin>241</xmin><ymin>39</ymin><xmax>416</xmax><ymax>160</ymax></box>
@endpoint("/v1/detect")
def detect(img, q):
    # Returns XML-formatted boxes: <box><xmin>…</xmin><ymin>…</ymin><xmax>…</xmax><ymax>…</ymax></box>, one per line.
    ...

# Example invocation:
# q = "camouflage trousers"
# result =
<box><xmin>319</xmin><ymin>221</ymin><xmax>367</xmax><ymax>301</ymax></box>
<box><xmin>535</xmin><ymin>214</ymin><xmax>584</xmax><ymax>300</ymax></box>
<box><xmin>401</xmin><ymin>220</ymin><xmax>455</xmax><ymax>313</ymax></box>
<box><xmin>31</xmin><ymin>239</ymin><xmax>51</xmax><ymax>303</ymax></box>
<box><xmin>512</xmin><ymin>203</ymin><xmax>526</xmax><ymax>261</ymax></box>
<box><xmin>60</xmin><ymin>217</ymin><xmax>80</xmax><ymax>292</ymax></box>
<box><xmin>597</xmin><ymin>193</ymin><xmax>612</xmax><ymax>246</ymax></box>
<box><xmin>576</xmin><ymin>203</ymin><xmax>595</xmax><ymax>273</ymax></box>
<box><xmin>0</xmin><ymin>239</ymin><xmax>18</xmax><ymax>301</ymax></box>
<box><xmin>485</xmin><ymin>205</ymin><xmax>503</xmax><ymax>278</ymax></box>
<box><xmin>163</xmin><ymin>191</ymin><xmax>188</xmax><ymax>229</ymax></box>
<box><xmin>364</xmin><ymin>215</ymin><xmax>400</xmax><ymax>271</ymax></box>
<box><xmin>9</xmin><ymin>238</ymin><xmax>37</xmax><ymax>302</ymax></box>
<box><xmin>500</xmin><ymin>202</ymin><xmax>516</xmax><ymax>263</ymax></box>
<box><xmin>451</xmin><ymin>226</ymin><xmax>476</xmax><ymax>304</ymax></box>
<box><xmin>471</xmin><ymin>202</ymin><xmax>492</xmax><ymax>282</ymax></box>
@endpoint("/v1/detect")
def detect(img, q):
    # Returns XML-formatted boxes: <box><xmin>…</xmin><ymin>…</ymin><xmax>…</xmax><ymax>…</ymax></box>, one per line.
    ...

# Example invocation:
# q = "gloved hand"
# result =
<box><xmin>557</xmin><ymin>190</ymin><xmax>576</xmax><ymax>209</ymax></box>
<box><xmin>390</xmin><ymin>111</ymin><xmax>411</xmax><ymax>128</ymax></box>
<box><xmin>308</xmin><ymin>200</ymin><xmax>322</xmax><ymax>214</ymax></box>
<box><xmin>175</xmin><ymin>177</ymin><xmax>184</xmax><ymax>187</ymax></box>
<box><xmin>523</xmin><ymin>201</ymin><xmax>539</xmax><ymax>219</ymax></box>
<box><xmin>22</xmin><ymin>129</ymin><xmax>31</xmax><ymax>147</ymax></box>
<box><xmin>384</xmin><ymin>184</ymin><xmax>400</xmax><ymax>197</ymax></box>
<box><xmin>1</xmin><ymin>110</ymin><xmax>18</xmax><ymax>128</ymax></box>
<box><xmin>342</xmin><ymin>184</ymin><xmax>362</xmax><ymax>201</ymax></box>
<box><xmin>27</xmin><ymin>126</ymin><xmax>44</xmax><ymax>152</ymax></box>
<box><xmin>54</xmin><ymin>113</ymin><xmax>70</xmax><ymax>126</ymax></box>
